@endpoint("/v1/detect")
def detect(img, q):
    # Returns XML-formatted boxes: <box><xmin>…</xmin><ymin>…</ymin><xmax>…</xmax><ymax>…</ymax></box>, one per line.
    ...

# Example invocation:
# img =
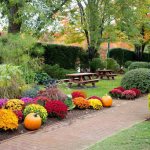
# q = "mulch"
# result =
<box><xmin>0</xmin><ymin>109</ymin><xmax>98</xmax><ymax>142</ymax></box>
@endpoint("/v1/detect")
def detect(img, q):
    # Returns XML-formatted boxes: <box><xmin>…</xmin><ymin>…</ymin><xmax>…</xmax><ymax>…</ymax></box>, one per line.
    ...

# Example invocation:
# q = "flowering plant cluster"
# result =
<box><xmin>130</xmin><ymin>88</ymin><xmax>141</xmax><ymax>97</ymax></box>
<box><xmin>5</xmin><ymin>99</ymin><xmax>24</xmax><ymax>111</ymax></box>
<box><xmin>13</xmin><ymin>110</ymin><xmax>24</xmax><ymax>122</ymax></box>
<box><xmin>71</xmin><ymin>90</ymin><xmax>87</xmax><ymax>99</ymax></box>
<box><xmin>21</xmin><ymin>97</ymin><xmax>34</xmax><ymax>106</ymax></box>
<box><xmin>23</xmin><ymin>104</ymin><xmax>48</xmax><ymax>123</ymax></box>
<box><xmin>88</xmin><ymin>99</ymin><xmax>103</xmax><ymax>110</ymax></box>
<box><xmin>0</xmin><ymin>99</ymin><xmax>7</xmax><ymax>108</ymax></box>
<box><xmin>109</xmin><ymin>89</ymin><xmax>122</xmax><ymax>98</ymax></box>
<box><xmin>122</xmin><ymin>90</ymin><xmax>136</xmax><ymax>99</ymax></box>
<box><xmin>73</xmin><ymin>97</ymin><xmax>90</xmax><ymax>109</ymax></box>
<box><xmin>114</xmin><ymin>86</ymin><xmax>125</xmax><ymax>92</ymax></box>
<box><xmin>45</xmin><ymin>100</ymin><xmax>68</xmax><ymax>119</ymax></box>
<box><xmin>87</xmin><ymin>96</ymin><xmax>102</xmax><ymax>102</ymax></box>
<box><xmin>34</xmin><ymin>96</ymin><xmax>51</xmax><ymax>106</ymax></box>
<box><xmin>0</xmin><ymin>109</ymin><xmax>18</xmax><ymax>130</ymax></box>
<box><xmin>38</xmin><ymin>86</ymin><xmax>67</xmax><ymax>102</ymax></box>
<box><xmin>109</xmin><ymin>86</ymin><xmax>141</xmax><ymax>100</ymax></box>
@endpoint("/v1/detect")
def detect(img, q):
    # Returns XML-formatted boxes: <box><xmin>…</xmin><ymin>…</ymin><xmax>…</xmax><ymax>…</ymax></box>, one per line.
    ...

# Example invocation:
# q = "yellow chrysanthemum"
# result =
<box><xmin>88</xmin><ymin>99</ymin><xmax>103</xmax><ymax>110</ymax></box>
<box><xmin>0</xmin><ymin>109</ymin><xmax>18</xmax><ymax>130</ymax></box>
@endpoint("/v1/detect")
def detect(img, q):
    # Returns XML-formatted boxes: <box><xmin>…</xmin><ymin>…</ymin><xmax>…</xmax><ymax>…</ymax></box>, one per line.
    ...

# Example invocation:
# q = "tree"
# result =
<box><xmin>0</xmin><ymin>0</ymin><xmax>70</xmax><ymax>33</ymax></box>
<box><xmin>114</xmin><ymin>0</ymin><xmax>150</xmax><ymax>60</ymax></box>
<box><xmin>76</xmin><ymin>0</ymin><xmax>116</xmax><ymax>60</ymax></box>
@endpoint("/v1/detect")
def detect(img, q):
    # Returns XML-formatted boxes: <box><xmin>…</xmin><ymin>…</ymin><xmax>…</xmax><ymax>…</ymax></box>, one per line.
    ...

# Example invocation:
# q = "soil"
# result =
<box><xmin>0</xmin><ymin>109</ymin><xmax>99</xmax><ymax>142</ymax></box>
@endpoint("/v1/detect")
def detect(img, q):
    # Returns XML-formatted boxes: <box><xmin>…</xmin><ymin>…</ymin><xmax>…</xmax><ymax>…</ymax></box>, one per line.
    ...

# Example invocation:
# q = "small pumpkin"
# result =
<box><xmin>24</xmin><ymin>113</ymin><xmax>42</xmax><ymax>130</ymax></box>
<box><xmin>101</xmin><ymin>95</ymin><xmax>113</xmax><ymax>107</ymax></box>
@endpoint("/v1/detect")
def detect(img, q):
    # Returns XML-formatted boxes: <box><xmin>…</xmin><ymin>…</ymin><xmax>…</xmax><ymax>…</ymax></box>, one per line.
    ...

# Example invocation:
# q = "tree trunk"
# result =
<box><xmin>8</xmin><ymin>4</ymin><xmax>22</xmax><ymax>33</ymax></box>
<box><xmin>135</xmin><ymin>43</ymin><xmax>146</xmax><ymax>61</ymax></box>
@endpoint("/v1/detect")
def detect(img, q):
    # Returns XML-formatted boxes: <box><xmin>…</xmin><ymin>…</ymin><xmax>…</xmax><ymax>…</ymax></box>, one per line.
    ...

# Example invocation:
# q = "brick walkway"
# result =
<box><xmin>0</xmin><ymin>96</ymin><xmax>149</xmax><ymax>150</ymax></box>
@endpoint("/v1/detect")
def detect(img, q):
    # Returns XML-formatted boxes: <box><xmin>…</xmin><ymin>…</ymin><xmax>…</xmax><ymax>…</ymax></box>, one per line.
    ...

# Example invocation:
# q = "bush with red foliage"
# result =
<box><xmin>122</xmin><ymin>90</ymin><xmax>136</xmax><ymax>99</ymax></box>
<box><xmin>34</xmin><ymin>96</ymin><xmax>51</xmax><ymax>106</ymax></box>
<box><xmin>109</xmin><ymin>89</ymin><xmax>122</xmax><ymax>98</ymax></box>
<box><xmin>87</xmin><ymin>96</ymin><xmax>102</xmax><ymax>102</ymax></box>
<box><xmin>45</xmin><ymin>100</ymin><xmax>68</xmax><ymax>119</ymax></box>
<box><xmin>13</xmin><ymin>110</ymin><xmax>24</xmax><ymax>122</ymax></box>
<box><xmin>71</xmin><ymin>90</ymin><xmax>87</xmax><ymax>99</ymax></box>
<box><xmin>130</xmin><ymin>88</ymin><xmax>141</xmax><ymax>97</ymax></box>
<box><xmin>114</xmin><ymin>86</ymin><xmax>125</xmax><ymax>92</ymax></box>
<box><xmin>38</xmin><ymin>86</ymin><xmax>67</xmax><ymax>102</ymax></box>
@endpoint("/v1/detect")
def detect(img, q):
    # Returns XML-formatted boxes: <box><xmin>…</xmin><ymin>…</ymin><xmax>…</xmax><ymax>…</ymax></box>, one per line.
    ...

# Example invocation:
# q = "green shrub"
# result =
<box><xmin>35</xmin><ymin>72</ymin><xmax>51</xmax><ymax>85</ymax></box>
<box><xmin>43</xmin><ymin>64</ymin><xmax>75</xmax><ymax>79</ymax></box>
<box><xmin>104</xmin><ymin>58</ymin><xmax>120</xmax><ymax>71</ymax></box>
<box><xmin>0</xmin><ymin>64</ymin><xmax>26</xmax><ymax>98</ymax></box>
<box><xmin>0</xmin><ymin>34</ymin><xmax>44</xmax><ymax>84</ymax></box>
<box><xmin>108</xmin><ymin>48</ymin><xmax>135</xmax><ymax>66</ymax></box>
<box><xmin>121</xmin><ymin>68</ymin><xmax>150</xmax><ymax>93</ymax></box>
<box><xmin>42</xmin><ymin>44</ymin><xmax>86</xmax><ymax>69</ymax></box>
<box><xmin>89</xmin><ymin>58</ymin><xmax>104</xmax><ymax>72</ymax></box>
<box><xmin>22</xmin><ymin>86</ymin><xmax>40</xmax><ymax>98</ymax></box>
<box><xmin>23</xmin><ymin>104</ymin><xmax>48</xmax><ymax>123</ymax></box>
<box><xmin>108</xmin><ymin>48</ymin><xmax>150</xmax><ymax>66</ymax></box>
<box><xmin>128</xmin><ymin>62</ymin><xmax>150</xmax><ymax>70</ymax></box>
<box><xmin>124</xmin><ymin>61</ymin><xmax>133</xmax><ymax>68</ymax></box>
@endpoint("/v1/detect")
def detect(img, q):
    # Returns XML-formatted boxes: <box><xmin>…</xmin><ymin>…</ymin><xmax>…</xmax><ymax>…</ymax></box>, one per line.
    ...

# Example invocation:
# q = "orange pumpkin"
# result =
<box><xmin>101</xmin><ymin>95</ymin><xmax>113</xmax><ymax>107</ymax></box>
<box><xmin>24</xmin><ymin>113</ymin><xmax>42</xmax><ymax>130</ymax></box>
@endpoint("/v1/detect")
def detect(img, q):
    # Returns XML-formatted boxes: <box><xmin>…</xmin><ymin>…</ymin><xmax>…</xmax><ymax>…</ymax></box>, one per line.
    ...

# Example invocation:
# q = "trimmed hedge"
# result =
<box><xmin>121</xmin><ymin>68</ymin><xmax>150</xmax><ymax>93</ymax></box>
<box><xmin>89</xmin><ymin>58</ymin><xmax>104</xmax><ymax>72</ymax></box>
<box><xmin>104</xmin><ymin>58</ymin><xmax>120</xmax><ymax>72</ymax></box>
<box><xmin>128</xmin><ymin>62</ymin><xmax>150</xmax><ymax>70</ymax></box>
<box><xmin>108</xmin><ymin>48</ymin><xmax>135</xmax><ymax>66</ymax></box>
<box><xmin>108</xmin><ymin>48</ymin><xmax>150</xmax><ymax>66</ymax></box>
<box><xmin>42</xmin><ymin>44</ymin><xmax>87</xmax><ymax>69</ymax></box>
<box><xmin>43</xmin><ymin>64</ymin><xmax>76</xmax><ymax>79</ymax></box>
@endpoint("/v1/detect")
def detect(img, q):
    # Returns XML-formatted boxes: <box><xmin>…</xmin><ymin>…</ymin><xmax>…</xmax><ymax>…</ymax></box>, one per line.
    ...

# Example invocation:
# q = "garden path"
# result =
<box><xmin>0</xmin><ymin>96</ymin><xmax>149</xmax><ymax>150</ymax></box>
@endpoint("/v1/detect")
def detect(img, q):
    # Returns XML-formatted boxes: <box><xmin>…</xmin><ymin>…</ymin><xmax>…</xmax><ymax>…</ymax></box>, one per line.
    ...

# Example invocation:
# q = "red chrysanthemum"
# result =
<box><xmin>87</xmin><ymin>96</ymin><xmax>102</xmax><ymax>102</ymax></box>
<box><xmin>34</xmin><ymin>96</ymin><xmax>51</xmax><ymax>106</ymax></box>
<box><xmin>109</xmin><ymin>89</ymin><xmax>122</xmax><ymax>98</ymax></box>
<box><xmin>71</xmin><ymin>90</ymin><xmax>87</xmax><ymax>99</ymax></box>
<box><xmin>130</xmin><ymin>88</ymin><xmax>141</xmax><ymax>97</ymax></box>
<box><xmin>45</xmin><ymin>100</ymin><xmax>68</xmax><ymax>119</ymax></box>
<box><xmin>122</xmin><ymin>90</ymin><xmax>136</xmax><ymax>99</ymax></box>
<box><xmin>114</xmin><ymin>86</ymin><xmax>125</xmax><ymax>92</ymax></box>
<box><xmin>13</xmin><ymin>110</ymin><xmax>24</xmax><ymax>122</ymax></box>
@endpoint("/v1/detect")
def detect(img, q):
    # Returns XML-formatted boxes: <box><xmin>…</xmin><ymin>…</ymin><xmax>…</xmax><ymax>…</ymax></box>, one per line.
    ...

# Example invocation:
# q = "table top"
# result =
<box><xmin>97</xmin><ymin>70</ymin><xmax>113</xmax><ymax>72</ymax></box>
<box><xmin>66</xmin><ymin>73</ymin><xmax>97</xmax><ymax>77</ymax></box>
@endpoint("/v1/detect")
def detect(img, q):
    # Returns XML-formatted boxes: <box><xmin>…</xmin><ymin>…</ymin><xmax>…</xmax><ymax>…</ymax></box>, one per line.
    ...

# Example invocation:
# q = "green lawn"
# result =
<box><xmin>59</xmin><ymin>75</ymin><xmax>122</xmax><ymax>97</ymax></box>
<box><xmin>87</xmin><ymin>121</ymin><xmax>150</xmax><ymax>150</ymax></box>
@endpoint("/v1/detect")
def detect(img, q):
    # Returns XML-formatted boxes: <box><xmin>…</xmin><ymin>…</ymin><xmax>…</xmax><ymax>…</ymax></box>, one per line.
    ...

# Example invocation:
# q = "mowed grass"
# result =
<box><xmin>87</xmin><ymin>121</ymin><xmax>150</xmax><ymax>150</ymax></box>
<box><xmin>59</xmin><ymin>75</ymin><xmax>122</xmax><ymax>97</ymax></box>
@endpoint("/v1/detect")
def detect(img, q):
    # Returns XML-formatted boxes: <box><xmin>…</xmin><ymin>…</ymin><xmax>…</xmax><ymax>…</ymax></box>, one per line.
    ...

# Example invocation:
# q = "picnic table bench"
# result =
<box><xmin>66</xmin><ymin>73</ymin><xmax>99</xmax><ymax>88</ymax></box>
<box><xmin>96</xmin><ymin>70</ymin><xmax>117</xmax><ymax>80</ymax></box>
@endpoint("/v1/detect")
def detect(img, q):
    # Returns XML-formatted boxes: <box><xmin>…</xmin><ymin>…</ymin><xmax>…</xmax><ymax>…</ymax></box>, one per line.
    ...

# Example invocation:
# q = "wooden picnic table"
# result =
<box><xmin>66</xmin><ymin>73</ymin><xmax>99</xmax><ymax>88</ymax></box>
<box><xmin>96</xmin><ymin>69</ymin><xmax>117</xmax><ymax>80</ymax></box>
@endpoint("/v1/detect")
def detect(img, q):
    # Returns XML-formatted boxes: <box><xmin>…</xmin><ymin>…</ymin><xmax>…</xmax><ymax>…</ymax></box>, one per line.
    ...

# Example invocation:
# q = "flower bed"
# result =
<box><xmin>0</xmin><ymin>88</ymin><xmax>113</xmax><ymax>140</ymax></box>
<box><xmin>109</xmin><ymin>86</ymin><xmax>141</xmax><ymax>100</ymax></box>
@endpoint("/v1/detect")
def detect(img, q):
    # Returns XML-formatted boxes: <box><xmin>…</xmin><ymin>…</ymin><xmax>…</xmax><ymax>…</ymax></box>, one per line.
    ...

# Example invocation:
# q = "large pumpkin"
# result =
<box><xmin>24</xmin><ymin>113</ymin><xmax>42</xmax><ymax>130</ymax></box>
<box><xmin>101</xmin><ymin>95</ymin><xmax>113</xmax><ymax>107</ymax></box>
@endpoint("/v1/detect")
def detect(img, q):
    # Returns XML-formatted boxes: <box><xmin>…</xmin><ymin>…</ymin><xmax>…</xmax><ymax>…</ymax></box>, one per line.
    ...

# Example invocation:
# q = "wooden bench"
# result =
<box><xmin>104</xmin><ymin>74</ymin><xmax>117</xmax><ymax>80</ymax></box>
<box><xmin>68</xmin><ymin>79</ymin><xmax>99</xmax><ymax>88</ymax></box>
